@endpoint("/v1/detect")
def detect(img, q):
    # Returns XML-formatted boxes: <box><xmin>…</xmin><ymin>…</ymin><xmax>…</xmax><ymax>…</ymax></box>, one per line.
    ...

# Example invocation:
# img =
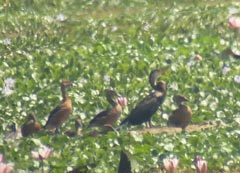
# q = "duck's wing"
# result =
<box><xmin>45</xmin><ymin>100</ymin><xmax>72</xmax><ymax>130</ymax></box>
<box><xmin>121</xmin><ymin>93</ymin><xmax>162</xmax><ymax>125</ymax></box>
<box><xmin>88</xmin><ymin>109</ymin><xmax>111</xmax><ymax>127</ymax></box>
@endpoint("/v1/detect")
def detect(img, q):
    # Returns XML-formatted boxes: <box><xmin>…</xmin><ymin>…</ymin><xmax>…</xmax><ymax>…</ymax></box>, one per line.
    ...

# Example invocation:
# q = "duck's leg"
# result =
<box><xmin>103</xmin><ymin>124</ymin><xmax>119</xmax><ymax>135</ymax></box>
<box><xmin>148</xmin><ymin>119</ymin><xmax>153</xmax><ymax>128</ymax></box>
<box><xmin>55</xmin><ymin>127</ymin><xmax>60</xmax><ymax>135</ymax></box>
<box><xmin>181</xmin><ymin>127</ymin><xmax>187</xmax><ymax>133</ymax></box>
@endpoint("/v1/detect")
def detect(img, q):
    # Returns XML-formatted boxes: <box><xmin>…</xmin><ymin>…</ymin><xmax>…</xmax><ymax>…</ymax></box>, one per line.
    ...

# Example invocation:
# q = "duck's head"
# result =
<box><xmin>105</xmin><ymin>89</ymin><xmax>127</xmax><ymax>107</ymax></box>
<box><xmin>105</xmin><ymin>89</ymin><xmax>120</xmax><ymax>104</ymax></box>
<box><xmin>155</xmin><ymin>80</ymin><xmax>167</xmax><ymax>92</ymax></box>
<box><xmin>173</xmin><ymin>95</ymin><xmax>188</xmax><ymax>105</ymax></box>
<box><xmin>61</xmin><ymin>80</ymin><xmax>72</xmax><ymax>89</ymax></box>
<box><xmin>27</xmin><ymin>112</ymin><xmax>36</xmax><ymax>121</ymax></box>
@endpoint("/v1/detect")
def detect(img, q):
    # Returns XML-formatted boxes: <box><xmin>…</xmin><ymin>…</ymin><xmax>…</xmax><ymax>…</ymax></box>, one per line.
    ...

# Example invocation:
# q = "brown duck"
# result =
<box><xmin>45</xmin><ymin>80</ymin><xmax>72</xmax><ymax>133</ymax></box>
<box><xmin>21</xmin><ymin>112</ymin><xmax>41</xmax><ymax>137</ymax></box>
<box><xmin>120</xmin><ymin>70</ymin><xmax>167</xmax><ymax>128</ymax></box>
<box><xmin>89</xmin><ymin>90</ymin><xmax>127</xmax><ymax>128</ymax></box>
<box><xmin>167</xmin><ymin>94</ymin><xmax>192</xmax><ymax>131</ymax></box>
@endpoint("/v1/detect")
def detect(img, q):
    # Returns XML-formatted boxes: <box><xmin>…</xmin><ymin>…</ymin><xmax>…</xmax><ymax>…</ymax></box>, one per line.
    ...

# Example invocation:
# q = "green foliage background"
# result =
<box><xmin>0</xmin><ymin>0</ymin><xmax>240</xmax><ymax>172</ymax></box>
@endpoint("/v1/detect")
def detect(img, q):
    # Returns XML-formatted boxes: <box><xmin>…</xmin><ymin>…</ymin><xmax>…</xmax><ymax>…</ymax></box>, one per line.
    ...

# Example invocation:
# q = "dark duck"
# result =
<box><xmin>120</xmin><ymin>69</ymin><xmax>167</xmax><ymax>128</ymax></box>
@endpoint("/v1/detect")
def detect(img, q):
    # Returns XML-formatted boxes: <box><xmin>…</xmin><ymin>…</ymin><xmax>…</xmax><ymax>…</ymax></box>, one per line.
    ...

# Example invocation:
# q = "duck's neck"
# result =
<box><xmin>61</xmin><ymin>86</ymin><xmax>67</xmax><ymax>101</ymax></box>
<box><xmin>155</xmin><ymin>84</ymin><xmax>166</xmax><ymax>96</ymax></box>
<box><xmin>149</xmin><ymin>70</ymin><xmax>161</xmax><ymax>89</ymax></box>
<box><xmin>107</xmin><ymin>96</ymin><xmax>117</xmax><ymax>107</ymax></box>
<box><xmin>150</xmin><ymin>79</ymin><xmax>157</xmax><ymax>90</ymax></box>
<box><xmin>113</xmin><ymin>102</ymin><xmax>123</xmax><ymax>113</ymax></box>
<box><xmin>110</xmin><ymin>101</ymin><xmax>118</xmax><ymax>107</ymax></box>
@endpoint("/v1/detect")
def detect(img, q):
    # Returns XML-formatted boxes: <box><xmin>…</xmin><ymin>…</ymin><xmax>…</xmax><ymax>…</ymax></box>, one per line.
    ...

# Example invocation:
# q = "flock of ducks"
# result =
<box><xmin>18</xmin><ymin>69</ymin><xmax>192</xmax><ymax>138</ymax></box>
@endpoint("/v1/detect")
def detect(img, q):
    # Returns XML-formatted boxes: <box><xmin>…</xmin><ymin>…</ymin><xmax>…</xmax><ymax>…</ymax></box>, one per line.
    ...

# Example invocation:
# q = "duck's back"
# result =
<box><xmin>121</xmin><ymin>91</ymin><xmax>165</xmax><ymax>125</ymax></box>
<box><xmin>168</xmin><ymin>105</ymin><xmax>192</xmax><ymax>129</ymax></box>
<box><xmin>89</xmin><ymin>104</ymin><xmax>122</xmax><ymax>127</ymax></box>
<box><xmin>45</xmin><ymin>98</ymin><xmax>72</xmax><ymax>130</ymax></box>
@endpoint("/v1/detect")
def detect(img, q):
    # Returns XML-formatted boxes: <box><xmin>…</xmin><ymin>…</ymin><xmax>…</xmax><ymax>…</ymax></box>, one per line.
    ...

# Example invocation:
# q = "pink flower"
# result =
<box><xmin>228</xmin><ymin>16</ymin><xmax>240</xmax><ymax>28</ymax></box>
<box><xmin>117</xmin><ymin>97</ymin><xmax>128</xmax><ymax>107</ymax></box>
<box><xmin>163</xmin><ymin>157</ymin><xmax>179</xmax><ymax>173</ymax></box>
<box><xmin>0</xmin><ymin>163</ymin><xmax>12</xmax><ymax>173</ymax></box>
<box><xmin>195</xmin><ymin>54</ymin><xmax>203</xmax><ymax>61</ymax></box>
<box><xmin>0</xmin><ymin>154</ymin><xmax>12</xmax><ymax>173</ymax></box>
<box><xmin>194</xmin><ymin>155</ymin><xmax>207</xmax><ymax>173</ymax></box>
<box><xmin>0</xmin><ymin>154</ymin><xmax>3</xmax><ymax>162</ymax></box>
<box><xmin>31</xmin><ymin>146</ymin><xmax>52</xmax><ymax>160</ymax></box>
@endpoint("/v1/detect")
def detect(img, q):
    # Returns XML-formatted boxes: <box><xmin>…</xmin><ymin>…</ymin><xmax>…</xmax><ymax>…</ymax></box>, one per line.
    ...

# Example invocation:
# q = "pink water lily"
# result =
<box><xmin>117</xmin><ymin>97</ymin><xmax>128</xmax><ymax>107</ymax></box>
<box><xmin>0</xmin><ymin>154</ymin><xmax>12</xmax><ymax>173</ymax></box>
<box><xmin>0</xmin><ymin>163</ymin><xmax>12</xmax><ymax>173</ymax></box>
<box><xmin>0</xmin><ymin>154</ymin><xmax>3</xmax><ymax>162</ymax></box>
<box><xmin>228</xmin><ymin>16</ymin><xmax>240</xmax><ymax>28</ymax></box>
<box><xmin>195</xmin><ymin>54</ymin><xmax>203</xmax><ymax>61</ymax></box>
<box><xmin>32</xmin><ymin>145</ymin><xmax>52</xmax><ymax>160</ymax></box>
<box><xmin>163</xmin><ymin>157</ymin><xmax>179</xmax><ymax>173</ymax></box>
<box><xmin>194</xmin><ymin>155</ymin><xmax>207</xmax><ymax>173</ymax></box>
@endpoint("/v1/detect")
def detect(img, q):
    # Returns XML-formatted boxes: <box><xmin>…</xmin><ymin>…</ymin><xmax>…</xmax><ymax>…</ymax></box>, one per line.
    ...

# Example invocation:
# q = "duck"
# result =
<box><xmin>118</xmin><ymin>150</ymin><xmax>132</xmax><ymax>173</ymax></box>
<box><xmin>167</xmin><ymin>94</ymin><xmax>192</xmax><ymax>131</ymax></box>
<box><xmin>21</xmin><ymin>112</ymin><xmax>41</xmax><ymax>137</ymax></box>
<box><xmin>45</xmin><ymin>80</ymin><xmax>72</xmax><ymax>133</ymax></box>
<box><xmin>120</xmin><ymin>70</ymin><xmax>167</xmax><ymax>128</ymax></box>
<box><xmin>88</xmin><ymin>89</ymin><xmax>127</xmax><ymax>128</ymax></box>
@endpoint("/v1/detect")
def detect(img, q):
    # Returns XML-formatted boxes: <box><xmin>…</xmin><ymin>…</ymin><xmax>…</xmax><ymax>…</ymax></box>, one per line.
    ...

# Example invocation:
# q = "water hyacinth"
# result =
<box><xmin>222</xmin><ymin>65</ymin><xmax>231</xmax><ymax>75</ymax></box>
<box><xmin>2</xmin><ymin>87</ymin><xmax>14</xmax><ymax>96</ymax></box>
<box><xmin>163</xmin><ymin>157</ymin><xmax>179</xmax><ymax>173</ymax></box>
<box><xmin>142</xmin><ymin>22</ymin><xmax>151</xmax><ymax>31</ymax></box>
<box><xmin>111</xmin><ymin>25</ymin><xmax>118</xmax><ymax>32</ymax></box>
<box><xmin>4</xmin><ymin>78</ymin><xmax>15</xmax><ymax>88</ymax></box>
<box><xmin>2</xmin><ymin>78</ymin><xmax>15</xmax><ymax>96</ymax></box>
<box><xmin>91</xmin><ymin>89</ymin><xmax>99</xmax><ymax>96</ymax></box>
<box><xmin>187</xmin><ymin>59</ymin><xmax>196</xmax><ymax>67</ymax></box>
<box><xmin>2</xmin><ymin>38</ymin><xmax>11</xmax><ymax>46</ymax></box>
<box><xmin>234</xmin><ymin>75</ymin><xmax>240</xmax><ymax>83</ymax></box>
<box><xmin>194</xmin><ymin>155</ymin><xmax>207</xmax><ymax>173</ymax></box>
<box><xmin>103</xmin><ymin>74</ymin><xmax>111</xmax><ymax>83</ymax></box>
<box><xmin>77</xmin><ymin>78</ymin><xmax>87</xmax><ymax>88</ymax></box>
<box><xmin>56</xmin><ymin>14</ymin><xmax>66</xmax><ymax>22</ymax></box>
<box><xmin>228</xmin><ymin>7</ymin><xmax>238</xmax><ymax>16</ymax></box>
<box><xmin>169</xmin><ymin>83</ymin><xmax>178</xmax><ymax>91</ymax></box>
